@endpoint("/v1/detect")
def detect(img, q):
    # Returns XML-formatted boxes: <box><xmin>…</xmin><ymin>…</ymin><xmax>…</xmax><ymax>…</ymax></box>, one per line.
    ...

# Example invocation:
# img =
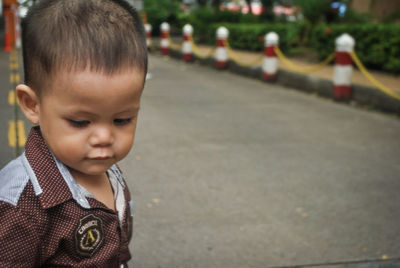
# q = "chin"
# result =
<box><xmin>87</xmin><ymin>167</ymin><xmax>112</xmax><ymax>175</ymax></box>
<box><xmin>76</xmin><ymin>165</ymin><xmax>112</xmax><ymax>176</ymax></box>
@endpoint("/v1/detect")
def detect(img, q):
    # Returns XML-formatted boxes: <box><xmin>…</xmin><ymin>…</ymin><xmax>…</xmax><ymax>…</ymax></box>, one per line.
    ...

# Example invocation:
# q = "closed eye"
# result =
<box><xmin>114</xmin><ymin>118</ymin><xmax>133</xmax><ymax>125</ymax></box>
<box><xmin>68</xmin><ymin>119</ymin><xmax>90</xmax><ymax>128</ymax></box>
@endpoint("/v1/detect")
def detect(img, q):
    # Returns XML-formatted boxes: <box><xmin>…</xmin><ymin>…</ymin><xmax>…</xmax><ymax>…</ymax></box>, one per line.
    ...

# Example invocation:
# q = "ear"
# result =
<box><xmin>16</xmin><ymin>84</ymin><xmax>40</xmax><ymax>124</ymax></box>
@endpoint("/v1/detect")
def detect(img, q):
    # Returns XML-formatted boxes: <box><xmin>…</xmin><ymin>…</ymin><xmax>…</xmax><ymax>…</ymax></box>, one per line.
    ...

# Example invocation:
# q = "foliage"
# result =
<box><xmin>143</xmin><ymin>0</ymin><xmax>181</xmax><ymax>35</ymax></box>
<box><xmin>259</xmin><ymin>0</ymin><xmax>274</xmax><ymax>21</ymax></box>
<box><xmin>144</xmin><ymin>0</ymin><xmax>400</xmax><ymax>74</ymax></box>
<box><xmin>381</xmin><ymin>8</ymin><xmax>400</xmax><ymax>23</ymax></box>
<box><xmin>293</xmin><ymin>0</ymin><xmax>332</xmax><ymax>25</ymax></box>
<box><xmin>291</xmin><ymin>0</ymin><xmax>332</xmax><ymax>45</ymax></box>
<box><xmin>176</xmin><ymin>7</ymin><xmax>261</xmax><ymax>41</ymax></box>
<box><xmin>175</xmin><ymin>7</ymin><xmax>218</xmax><ymax>40</ymax></box>
<box><xmin>202</xmin><ymin>22</ymin><xmax>304</xmax><ymax>52</ymax></box>
<box><xmin>309</xmin><ymin>23</ymin><xmax>400</xmax><ymax>73</ymax></box>
<box><xmin>340</xmin><ymin>8</ymin><xmax>374</xmax><ymax>24</ymax></box>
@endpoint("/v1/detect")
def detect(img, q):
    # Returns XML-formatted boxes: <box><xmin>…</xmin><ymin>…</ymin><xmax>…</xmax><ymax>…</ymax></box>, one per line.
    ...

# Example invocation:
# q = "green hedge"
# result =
<box><xmin>152</xmin><ymin>4</ymin><xmax>400</xmax><ymax>74</ymax></box>
<box><xmin>198</xmin><ymin>23</ymin><xmax>304</xmax><ymax>52</ymax></box>
<box><xmin>310</xmin><ymin>24</ymin><xmax>400</xmax><ymax>73</ymax></box>
<box><xmin>175</xmin><ymin>8</ymin><xmax>261</xmax><ymax>40</ymax></box>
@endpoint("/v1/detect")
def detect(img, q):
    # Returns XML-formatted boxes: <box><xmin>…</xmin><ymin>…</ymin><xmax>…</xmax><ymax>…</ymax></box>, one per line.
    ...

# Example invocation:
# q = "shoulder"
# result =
<box><xmin>0</xmin><ymin>194</ymin><xmax>41</xmax><ymax>266</ymax></box>
<box><xmin>0</xmin><ymin>157</ymin><xmax>41</xmax><ymax>262</ymax></box>
<box><xmin>0</xmin><ymin>155</ymin><xmax>31</xmax><ymax>206</ymax></box>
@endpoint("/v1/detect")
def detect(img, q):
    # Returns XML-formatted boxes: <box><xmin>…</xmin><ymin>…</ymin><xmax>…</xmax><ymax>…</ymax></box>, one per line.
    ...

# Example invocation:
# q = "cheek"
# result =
<box><xmin>49</xmin><ymin>131</ymin><xmax>88</xmax><ymax>158</ymax></box>
<box><xmin>115</xmin><ymin>128</ymin><xmax>136</xmax><ymax>159</ymax></box>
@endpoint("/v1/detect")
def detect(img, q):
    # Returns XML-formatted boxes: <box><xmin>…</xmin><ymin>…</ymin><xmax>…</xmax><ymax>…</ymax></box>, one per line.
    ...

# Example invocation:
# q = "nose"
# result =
<box><xmin>89</xmin><ymin>125</ymin><xmax>114</xmax><ymax>147</ymax></box>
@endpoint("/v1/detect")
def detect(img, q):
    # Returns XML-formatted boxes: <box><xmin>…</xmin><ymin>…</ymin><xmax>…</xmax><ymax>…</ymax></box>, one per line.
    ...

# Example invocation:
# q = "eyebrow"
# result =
<box><xmin>65</xmin><ymin>107</ymin><xmax>140</xmax><ymax>118</ymax></box>
<box><xmin>117</xmin><ymin>107</ymin><xmax>141</xmax><ymax>115</ymax></box>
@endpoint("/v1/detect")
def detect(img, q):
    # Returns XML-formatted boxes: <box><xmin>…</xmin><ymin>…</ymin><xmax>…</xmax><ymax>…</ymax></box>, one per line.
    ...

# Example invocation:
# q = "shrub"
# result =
<box><xmin>310</xmin><ymin>24</ymin><xmax>400</xmax><ymax>73</ymax></box>
<box><xmin>175</xmin><ymin>8</ymin><xmax>261</xmax><ymax>41</ymax></box>
<box><xmin>201</xmin><ymin>23</ymin><xmax>304</xmax><ymax>52</ymax></box>
<box><xmin>144</xmin><ymin>0</ymin><xmax>181</xmax><ymax>36</ymax></box>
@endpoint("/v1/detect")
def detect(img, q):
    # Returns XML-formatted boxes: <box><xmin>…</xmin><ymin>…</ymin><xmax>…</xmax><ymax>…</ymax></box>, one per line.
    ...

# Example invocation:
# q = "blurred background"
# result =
<box><xmin>2</xmin><ymin>0</ymin><xmax>400</xmax><ymax>74</ymax></box>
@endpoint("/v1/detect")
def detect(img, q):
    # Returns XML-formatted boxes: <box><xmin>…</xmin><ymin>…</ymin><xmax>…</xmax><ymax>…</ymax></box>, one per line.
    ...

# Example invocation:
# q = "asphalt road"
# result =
<box><xmin>123</xmin><ymin>54</ymin><xmax>400</xmax><ymax>268</ymax></box>
<box><xmin>0</xmin><ymin>49</ymin><xmax>27</xmax><ymax>168</ymax></box>
<box><xmin>1</xmin><ymin>51</ymin><xmax>400</xmax><ymax>268</ymax></box>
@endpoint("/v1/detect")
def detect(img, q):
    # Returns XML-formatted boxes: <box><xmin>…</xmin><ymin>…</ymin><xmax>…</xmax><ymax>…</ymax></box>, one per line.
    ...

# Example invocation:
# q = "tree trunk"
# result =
<box><xmin>212</xmin><ymin>0</ymin><xmax>221</xmax><ymax>11</ymax></box>
<box><xmin>245</xmin><ymin>0</ymin><xmax>252</xmax><ymax>14</ymax></box>
<box><xmin>197</xmin><ymin>0</ymin><xmax>207</xmax><ymax>7</ymax></box>
<box><xmin>260</xmin><ymin>0</ymin><xmax>274</xmax><ymax>21</ymax></box>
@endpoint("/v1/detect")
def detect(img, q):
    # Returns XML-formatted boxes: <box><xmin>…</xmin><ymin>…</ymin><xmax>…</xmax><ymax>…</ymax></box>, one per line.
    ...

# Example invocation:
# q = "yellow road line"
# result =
<box><xmin>8</xmin><ymin>90</ymin><xmax>18</xmax><ymax>105</ymax></box>
<box><xmin>8</xmin><ymin>120</ymin><xmax>26</xmax><ymax>147</ymax></box>
<box><xmin>8</xmin><ymin>50</ymin><xmax>25</xmax><ymax>151</ymax></box>
<box><xmin>10</xmin><ymin>73</ymin><xmax>20</xmax><ymax>84</ymax></box>
<box><xmin>9</xmin><ymin>55</ymin><xmax>18</xmax><ymax>61</ymax></box>
<box><xmin>9</xmin><ymin>62</ymin><xmax>19</xmax><ymax>70</ymax></box>
<box><xmin>18</xmin><ymin>120</ymin><xmax>26</xmax><ymax>147</ymax></box>
<box><xmin>8</xmin><ymin>121</ymin><xmax>16</xmax><ymax>147</ymax></box>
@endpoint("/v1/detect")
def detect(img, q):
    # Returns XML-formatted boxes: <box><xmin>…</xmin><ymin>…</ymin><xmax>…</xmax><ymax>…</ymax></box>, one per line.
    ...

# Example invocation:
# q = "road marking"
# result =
<box><xmin>8</xmin><ymin>90</ymin><xmax>18</xmax><ymax>105</ymax></box>
<box><xmin>8</xmin><ymin>121</ymin><xmax>16</xmax><ymax>147</ymax></box>
<box><xmin>8</xmin><ymin>50</ymin><xmax>24</xmax><ymax>154</ymax></box>
<box><xmin>17</xmin><ymin>120</ymin><xmax>26</xmax><ymax>147</ymax></box>
<box><xmin>8</xmin><ymin>120</ymin><xmax>26</xmax><ymax>147</ymax></box>
<box><xmin>9</xmin><ymin>54</ymin><xmax>18</xmax><ymax>61</ymax></box>
<box><xmin>10</xmin><ymin>73</ymin><xmax>20</xmax><ymax>84</ymax></box>
<box><xmin>9</xmin><ymin>62</ymin><xmax>19</xmax><ymax>70</ymax></box>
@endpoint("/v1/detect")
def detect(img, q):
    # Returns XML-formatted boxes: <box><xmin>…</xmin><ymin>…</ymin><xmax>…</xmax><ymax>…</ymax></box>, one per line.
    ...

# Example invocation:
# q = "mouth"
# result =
<box><xmin>89</xmin><ymin>156</ymin><xmax>112</xmax><ymax>161</ymax></box>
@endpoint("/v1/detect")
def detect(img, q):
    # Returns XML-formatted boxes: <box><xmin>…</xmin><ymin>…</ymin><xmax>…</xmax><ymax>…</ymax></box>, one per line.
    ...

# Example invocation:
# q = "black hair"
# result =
<box><xmin>21</xmin><ymin>0</ymin><xmax>147</xmax><ymax>95</ymax></box>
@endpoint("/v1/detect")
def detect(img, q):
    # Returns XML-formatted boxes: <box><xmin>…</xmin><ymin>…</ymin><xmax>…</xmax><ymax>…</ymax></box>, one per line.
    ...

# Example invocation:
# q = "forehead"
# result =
<box><xmin>39</xmin><ymin>69</ymin><xmax>145</xmax><ymax>115</ymax></box>
<box><xmin>43</xmin><ymin>67</ymin><xmax>145</xmax><ymax>99</ymax></box>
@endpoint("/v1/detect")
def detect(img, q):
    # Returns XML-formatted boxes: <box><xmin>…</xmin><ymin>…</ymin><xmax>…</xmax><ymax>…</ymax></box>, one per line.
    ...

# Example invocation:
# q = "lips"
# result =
<box><xmin>87</xmin><ymin>154</ymin><xmax>113</xmax><ymax>160</ymax></box>
<box><xmin>91</xmin><ymin>156</ymin><xmax>111</xmax><ymax>160</ymax></box>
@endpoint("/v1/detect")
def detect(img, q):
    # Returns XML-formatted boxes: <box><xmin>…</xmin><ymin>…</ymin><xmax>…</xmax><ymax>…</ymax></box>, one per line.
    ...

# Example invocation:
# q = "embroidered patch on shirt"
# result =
<box><xmin>75</xmin><ymin>214</ymin><xmax>104</xmax><ymax>257</ymax></box>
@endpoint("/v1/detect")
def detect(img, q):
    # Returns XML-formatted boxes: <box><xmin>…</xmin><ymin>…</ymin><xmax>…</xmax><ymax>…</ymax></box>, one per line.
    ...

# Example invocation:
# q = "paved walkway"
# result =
<box><xmin>165</xmin><ymin>37</ymin><xmax>400</xmax><ymax>96</ymax></box>
<box><xmin>219</xmin><ymin>46</ymin><xmax>400</xmax><ymax>94</ymax></box>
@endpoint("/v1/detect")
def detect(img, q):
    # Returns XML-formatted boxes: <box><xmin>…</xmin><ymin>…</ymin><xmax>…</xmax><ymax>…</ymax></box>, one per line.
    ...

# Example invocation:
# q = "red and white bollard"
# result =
<box><xmin>215</xmin><ymin>26</ymin><xmax>229</xmax><ymax>69</ymax></box>
<box><xmin>262</xmin><ymin>32</ymin><xmax>279</xmax><ymax>81</ymax></box>
<box><xmin>145</xmin><ymin>24</ymin><xmax>152</xmax><ymax>51</ymax></box>
<box><xmin>3</xmin><ymin>6</ymin><xmax>12</xmax><ymax>52</ymax></box>
<box><xmin>160</xmin><ymin>22</ymin><xmax>170</xmax><ymax>56</ymax></box>
<box><xmin>333</xmin><ymin>33</ymin><xmax>355</xmax><ymax>101</ymax></box>
<box><xmin>182</xmin><ymin>24</ymin><xmax>193</xmax><ymax>62</ymax></box>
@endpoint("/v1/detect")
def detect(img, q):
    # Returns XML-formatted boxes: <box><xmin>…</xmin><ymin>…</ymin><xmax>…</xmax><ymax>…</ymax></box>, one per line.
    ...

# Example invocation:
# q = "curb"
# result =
<box><xmin>286</xmin><ymin>258</ymin><xmax>400</xmax><ymax>268</ymax></box>
<box><xmin>165</xmin><ymin>48</ymin><xmax>400</xmax><ymax>116</ymax></box>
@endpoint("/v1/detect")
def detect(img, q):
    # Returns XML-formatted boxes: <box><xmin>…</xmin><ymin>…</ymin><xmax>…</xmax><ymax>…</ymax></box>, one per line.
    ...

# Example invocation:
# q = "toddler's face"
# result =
<box><xmin>37</xmin><ymin>68</ymin><xmax>144</xmax><ymax>177</ymax></box>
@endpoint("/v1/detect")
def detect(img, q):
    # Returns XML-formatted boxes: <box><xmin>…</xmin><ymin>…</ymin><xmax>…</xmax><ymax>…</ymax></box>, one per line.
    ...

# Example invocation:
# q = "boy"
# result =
<box><xmin>0</xmin><ymin>0</ymin><xmax>147</xmax><ymax>266</ymax></box>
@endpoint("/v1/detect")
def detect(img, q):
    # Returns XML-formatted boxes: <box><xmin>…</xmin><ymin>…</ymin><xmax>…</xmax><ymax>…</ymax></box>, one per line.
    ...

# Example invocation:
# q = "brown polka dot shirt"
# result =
<box><xmin>0</xmin><ymin>127</ymin><xmax>133</xmax><ymax>267</ymax></box>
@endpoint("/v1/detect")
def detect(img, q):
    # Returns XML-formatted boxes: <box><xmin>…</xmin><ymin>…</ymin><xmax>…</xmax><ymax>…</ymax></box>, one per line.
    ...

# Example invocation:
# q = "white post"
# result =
<box><xmin>160</xmin><ymin>22</ymin><xmax>170</xmax><ymax>55</ymax></box>
<box><xmin>263</xmin><ymin>32</ymin><xmax>279</xmax><ymax>81</ymax></box>
<box><xmin>333</xmin><ymin>33</ymin><xmax>355</xmax><ymax>101</ymax></box>
<box><xmin>215</xmin><ymin>26</ymin><xmax>229</xmax><ymax>68</ymax></box>
<box><xmin>182</xmin><ymin>24</ymin><xmax>193</xmax><ymax>62</ymax></box>
<box><xmin>144</xmin><ymin>24</ymin><xmax>152</xmax><ymax>51</ymax></box>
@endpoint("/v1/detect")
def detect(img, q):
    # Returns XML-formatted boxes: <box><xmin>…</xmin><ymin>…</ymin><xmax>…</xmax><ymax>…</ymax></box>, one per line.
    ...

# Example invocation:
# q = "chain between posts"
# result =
<box><xmin>224</xmin><ymin>40</ymin><xmax>264</xmax><ymax>67</ymax></box>
<box><xmin>167</xmin><ymin>35</ymin><xmax>182</xmax><ymax>50</ymax></box>
<box><xmin>349</xmin><ymin>51</ymin><xmax>400</xmax><ymax>101</ymax></box>
<box><xmin>274</xmin><ymin>47</ymin><xmax>335</xmax><ymax>74</ymax></box>
<box><xmin>189</xmin><ymin>36</ymin><xmax>216</xmax><ymax>59</ymax></box>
